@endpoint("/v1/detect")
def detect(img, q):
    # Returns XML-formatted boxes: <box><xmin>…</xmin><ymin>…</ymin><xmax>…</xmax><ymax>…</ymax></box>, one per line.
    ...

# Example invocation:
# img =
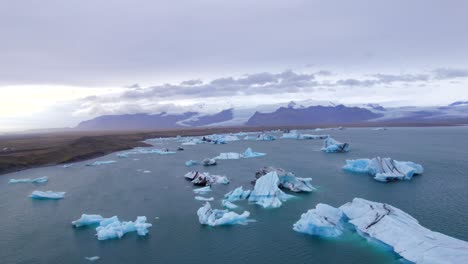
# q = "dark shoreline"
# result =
<box><xmin>0</xmin><ymin>123</ymin><xmax>463</xmax><ymax>176</ymax></box>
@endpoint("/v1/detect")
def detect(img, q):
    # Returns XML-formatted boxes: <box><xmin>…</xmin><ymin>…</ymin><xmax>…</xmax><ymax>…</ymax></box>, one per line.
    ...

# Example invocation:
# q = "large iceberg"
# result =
<box><xmin>248</xmin><ymin>171</ymin><xmax>294</xmax><ymax>208</ymax></box>
<box><xmin>96</xmin><ymin>216</ymin><xmax>152</xmax><ymax>240</ymax></box>
<box><xmin>184</xmin><ymin>171</ymin><xmax>229</xmax><ymax>186</ymax></box>
<box><xmin>321</xmin><ymin>137</ymin><xmax>350</xmax><ymax>153</ymax></box>
<box><xmin>30</xmin><ymin>190</ymin><xmax>65</xmax><ymax>200</ymax></box>
<box><xmin>72</xmin><ymin>214</ymin><xmax>105</xmax><ymax>227</ymax></box>
<box><xmin>340</xmin><ymin>198</ymin><xmax>468</xmax><ymax>264</ymax></box>
<box><xmin>86</xmin><ymin>160</ymin><xmax>117</xmax><ymax>166</ymax></box>
<box><xmin>254</xmin><ymin>167</ymin><xmax>316</xmax><ymax>192</ymax></box>
<box><xmin>343</xmin><ymin>157</ymin><xmax>423</xmax><ymax>182</ymax></box>
<box><xmin>9</xmin><ymin>176</ymin><xmax>48</xmax><ymax>184</ymax></box>
<box><xmin>197</xmin><ymin>202</ymin><xmax>253</xmax><ymax>226</ymax></box>
<box><xmin>293</xmin><ymin>203</ymin><xmax>345</xmax><ymax>237</ymax></box>
<box><xmin>224</xmin><ymin>186</ymin><xmax>252</xmax><ymax>202</ymax></box>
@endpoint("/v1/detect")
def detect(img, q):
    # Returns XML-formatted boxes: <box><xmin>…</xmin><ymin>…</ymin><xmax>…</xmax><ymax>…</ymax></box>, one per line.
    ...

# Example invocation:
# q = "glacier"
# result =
<box><xmin>9</xmin><ymin>176</ymin><xmax>48</xmax><ymax>184</ymax></box>
<box><xmin>72</xmin><ymin>214</ymin><xmax>105</xmax><ymax>227</ymax></box>
<box><xmin>255</xmin><ymin>167</ymin><xmax>316</xmax><ymax>192</ymax></box>
<box><xmin>248</xmin><ymin>171</ymin><xmax>294</xmax><ymax>208</ymax></box>
<box><xmin>184</xmin><ymin>171</ymin><xmax>229</xmax><ymax>186</ymax></box>
<box><xmin>30</xmin><ymin>190</ymin><xmax>65</xmax><ymax>200</ymax></box>
<box><xmin>293</xmin><ymin>203</ymin><xmax>345</xmax><ymax>237</ymax></box>
<box><xmin>195</xmin><ymin>196</ymin><xmax>214</xmax><ymax>201</ymax></box>
<box><xmin>321</xmin><ymin>137</ymin><xmax>350</xmax><ymax>153</ymax></box>
<box><xmin>343</xmin><ymin>157</ymin><xmax>423</xmax><ymax>182</ymax></box>
<box><xmin>86</xmin><ymin>160</ymin><xmax>117</xmax><ymax>166</ymax></box>
<box><xmin>197</xmin><ymin>202</ymin><xmax>253</xmax><ymax>226</ymax></box>
<box><xmin>224</xmin><ymin>186</ymin><xmax>252</xmax><ymax>202</ymax></box>
<box><xmin>95</xmin><ymin>216</ymin><xmax>152</xmax><ymax>240</ymax></box>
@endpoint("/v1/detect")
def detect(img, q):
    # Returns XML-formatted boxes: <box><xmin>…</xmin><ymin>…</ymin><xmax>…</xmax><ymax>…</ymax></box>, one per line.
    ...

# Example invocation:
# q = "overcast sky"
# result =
<box><xmin>1</xmin><ymin>0</ymin><xmax>468</xmax><ymax>131</ymax></box>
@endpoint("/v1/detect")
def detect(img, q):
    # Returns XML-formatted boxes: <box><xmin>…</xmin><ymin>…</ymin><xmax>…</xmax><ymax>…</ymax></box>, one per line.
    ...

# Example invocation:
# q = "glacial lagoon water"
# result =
<box><xmin>1</xmin><ymin>127</ymin><xmax>468</xmax><ymax>264</ymax></box>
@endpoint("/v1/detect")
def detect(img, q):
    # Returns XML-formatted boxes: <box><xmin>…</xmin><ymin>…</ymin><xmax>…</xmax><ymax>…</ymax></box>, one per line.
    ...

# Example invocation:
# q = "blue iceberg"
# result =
<box><xmin>321</xmin><ymin>137</ymin><xmax>350</xmax><ymax>153</ymax></box>
<box><xmin>242</xmin><ymin>148</ymin><xmax>266</xmax><ymax>158</ymax></box>
<box><xmin>255</xmin><ymin>167</ymin><xmax>316</xmax><ymax>192</ymax></box>
<box><xmin>30</xmin><ymin>190</ymin><xmax>65</xmax><ymax>200</ymax></box>
<box><xmin>197</xmin><ymin>202</ymin><xmax>253</xmax><ymax>226</ymax></box>
<box><xmin>343</xmin><ymin>157</ymin><xmax>423</xmax><ymax>182</ymax></box>
<box><xmin>224</xmin><ymin>186</ymin><xmax>251</xmax><ymax>202</ymax></box>
<box><xmin>248</xmin><ymin>171</ymin><xmax>294</xmax><ymax>208</ymax></box>
<box><xmin>293</xmin><ymin>203</ymin><xmax>345</xmax><ymax>237</ymax></box>
<box><xmin>193</xmin><ymin>186</ymin><xmax>211</xmax><ymax>194</ymax></box>
<box><xmin>9</xmin><ymin>176</ymin><xmax>48</xmax><ymax>184</ymax></box>
<box><xmin>96</xmin><ymin>216</ymin><xmax>152</xmax><ymax>240</ymax></box>
<box><xmin>222</xmin><ymin>200</ymin><xmax>238</xmax><ymax>209</ymax></box>
<box><xmin>72</xmin><ymin>214</ymin><xmax>105</xmax><ymax>227</ymax></box>
<box><xmin>185</xmin><ymin>160</ymin><xmax>199</xmax><ymax>166</ymax></box>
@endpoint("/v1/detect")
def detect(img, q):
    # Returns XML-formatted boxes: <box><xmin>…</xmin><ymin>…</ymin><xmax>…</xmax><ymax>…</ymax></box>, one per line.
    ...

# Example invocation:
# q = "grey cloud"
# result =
<box><xmin>434</xmin><ymin>68</ymin><xmax>468</xmax><ymax>80</ymax></box>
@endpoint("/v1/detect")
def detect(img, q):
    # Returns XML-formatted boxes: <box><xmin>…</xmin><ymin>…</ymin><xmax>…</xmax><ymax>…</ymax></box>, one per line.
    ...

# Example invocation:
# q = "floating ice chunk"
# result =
<box><xmin>142</xmin><ymin>170</ymin><xmax>151</xmax><ymax>173</ymax></box>
<box><xmin>321</xmin><ymin>137</ymin><xmax>350</xmax><ymax>153</ymax></box>
<box><xmin>72</xmin><ymin>214</ymin><xmax>105</xmax><ymax>227</ymax></box>
<box><xmin>224</xmin><ymin>186</ymin><xmax>251</xmax><ymax>202</ymax></box>
<box><xmin>193</xmin><ymin>186</ymin><xmax>211</xmax><ymax>194</ymax></box>
<box><xmin>96</xmin><ymin>216</ymin><xmax>152</xmax><ymax>240</ymax></box>
<box><xmin>185</xmin><ymin>160</ymin><xmax>200</xmax><ymax>166</ymax></box>
<box><xmin>85</xmin><ymin>256</ymin><xmax>100</xmax><ymax>262</ymax></box>
<box><xmin>293</xmin><ymin>204</ymin><xmax>345</xmax><ymax>237</ymax></box>
<box><xmin>343</xmin><ymin>157</ymin><xmax>423</xmax><ymax>182</ymax></box>
<box><xmin>248</xmin><ymin>171</ymin><xmax>294</xmax><ymax>208</ymax></box>
<box><xmin>213</xmin><ymin>152</ymin><xmax>242</xmax><ymax>160</ymax></box>
<box><xmin>86</xmin><ymin>160</ymin><xmax>117</xmax><ymax>166</ymax></box>
<box><xmin>62</xmin><ymin>164</ymin><xmax>73</xmax><ymax>168</ymax></box>
<box><xmin>30</xmin><ymin>190</ymin><xmax>65</xmax><ymax>200</ymax></box>
<box><xmin>281</xmin><ymin>130</ymin><xmax>300</xmax><ymax>139</ymax></box>
<box><xmin>117</xmin><ymin>153</ymin><xmax>129</xmax><ymax>158</ymax></box>
<box><xmin>339</xmin><ymin>198</ymin><xmax>468</xmax><ymax>264</ymax></box>
<box><xmin>243</xmin><ymin>148</ymin><xmax>266</xmax><ymax>158</ymax></box>
<box><xmin>255</xmin><ymin>167</ymin><xmax>316</xmax><ymax>192</ymax></box>
<box><xmin>281</xmin><ymin>130</ymin><xmax>328</xmax><ymax>140</ymax></box>
<box><xmin>202</xmin><ymin>158</ymin><xmax>217</xmax><ymax>166</ymax></box>
<box><xmin>184</xmin><ymin>171</ymin><xmax>229</xmax><ymax>186</ymax></box>
<box><xmin>256</xmin><ymin>134</ymin><xmax>276</xmax><ymax>141</ymax></box>
<box><xmin>222</xmin><ymin>200</ymin><xmax>238</xmax><ymax>209</ymax></box>
<box><xmin>373</xmin><ymin>127</ymin><xmax>388</xmax><ymax>131</ymax></box>
<box><xmin>197</xmin><ymin>202</ymin><xmax>253</xmax><ymax>226</ymax></box>
<box><xmin>195</xmin><ymin>196</ymin><xmax>214</xmax><ymax>201</ymax></box>
<box><xmin>9</xmin><ymin>176</ymin><xmax>48</xmax><ymax>184</ymax></box>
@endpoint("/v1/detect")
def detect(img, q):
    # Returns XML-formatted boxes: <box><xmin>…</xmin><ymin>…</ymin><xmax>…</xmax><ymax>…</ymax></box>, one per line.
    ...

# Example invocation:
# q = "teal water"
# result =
<box><xmin>1</xmin><ymin>127</ymin><xmax>467</xmax><ymax>264</ymax></box>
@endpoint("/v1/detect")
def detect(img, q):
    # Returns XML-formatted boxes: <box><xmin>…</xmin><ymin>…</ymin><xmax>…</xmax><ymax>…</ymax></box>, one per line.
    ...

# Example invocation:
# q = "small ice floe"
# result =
<box><xmin>245</xmin><ymin>133</ymin><xmax>276</xmax><ymax>141</ymax></box>
<box><xmin>85</xmin><ymin>256</ymin><xmax>100</xmax><ymax>262</ymax></box>
<box><xmin>373</xmin><ymin>127</ymin><xmax>388</xmax><ymax>131</ymax></box>
<box><xmin>184</xmin><ymin>171</ymin><xmax>229</xmax><ymax>186</ymax></box>
<box><xmin>224</xmin><ymin>186</ymin><xmax>251</xmax><ymax>202</ymax></box>
<box><xmin>30</xmin><ymin>190</ymin><xmax>65</xmax><ymax>200</ymax></box>
<box><xmin>142</xmin><ymin>170</ymin><xmax>151</xmax><ymax>173</ymax></box>
<box><xmin>72</xmin><ymin>214</ymin><xmax>105</xmax><ymax>227</ymax></box>
<box><xmin>321</xmin><ymin>137</ymin><xmax>350</xmax><ymax>153</ymax></box>
<box><xmin>281</xmin><ymin>130</ymin><xmax>328</xmax><ymax>140</ymax></box>
<box><xmin>293</xmin><ymin>203</ymin><xmax>345</xmax><ymax>237</ymax></box>
<box><xmin>242</xmin><ymin>148</ymin><xmax>266</xmax><ymax>158</ymax></box>
<box><xmin>202</xmin><ymin>158</ymin><xmax>217</xmax><ymax>166</ymax></box>
<box><xmin>193</xmin><ymin>186</ymin><xmax>211</xmax><ymax>194</ymax></box>
<box><xmin>95</xmin><ymin>216</ymin><xmax>152</xmax><ymax>240</ymax></box>
<box><xmin>185</xmin><ymin>160</ymin><xmax>200</xmax><ymax>167</ymax></box>
<box><xmin>86</xmin><ymin>160</ymin><xmax>117</xmax><ymax>166</ymax></box>
<box><xmin>62</xmin><ymin>164</ymin><xmax>73</xmax><ymax>168</ymax></box>
<box><xmin>9</xmin><ymin>176</ymin><xmax>48</xmax><ymax>184</ymax></box>
<box><xmin>222</xmin><ymin>200</ymin><xmax>238</xmax><ymax>209</ymax></box>
<box><xmin>248</xmin><ymin>171</ymin><xmax>294</xmax><ymax>208</ymax></box>
<box><xmin>197</xmin><ymin>202</ymin><xmax>253</xmax><ymax>226</ymax></box>
<box><xmin>195</xmin><ymin>196</ymin><xmax>214</xmax><ymax>201</ymax></box>
<box><xmin>254</xmin><ymin>167</ymin><xmax>316</xmax><ymax>192</ymax></box>
<box><xmin>343</xmin><ymin>157</ymin><xmax>423</xmax><ymax>182</ymax></box>
<box><xmin>117</xmin><ymin>153</ymin><xmax>129</xmax><ymax>158</ymax></box>
<box><xmin>213</xmin><ymin>152</ymin><xmax>242</xmax><ymax>160</ymax></box>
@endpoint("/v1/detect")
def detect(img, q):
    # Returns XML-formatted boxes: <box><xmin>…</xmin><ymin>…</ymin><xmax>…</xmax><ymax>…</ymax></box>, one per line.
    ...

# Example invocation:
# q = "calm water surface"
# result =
<box><xmin>1</xmin><ymin>127</ymin><xmax>467</xmax><ymax>264</ymax></box>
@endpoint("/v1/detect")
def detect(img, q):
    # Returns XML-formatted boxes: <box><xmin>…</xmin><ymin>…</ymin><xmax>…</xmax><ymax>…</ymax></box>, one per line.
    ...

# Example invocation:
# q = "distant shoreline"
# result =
<box><xmin>0</xmin><ymin>123</ymin><xmax>464</xmax><ymax>176</ymax></box>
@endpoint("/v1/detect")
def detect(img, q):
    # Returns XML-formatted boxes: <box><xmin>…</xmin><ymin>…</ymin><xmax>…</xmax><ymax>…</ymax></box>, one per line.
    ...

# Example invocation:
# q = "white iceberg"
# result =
<box><xmin>281</xmin><ymin>130</ymin><xmax>328</xmax><ymax>140</ymax></box>
<box><xmin>193</xmin><ymin>186</ymin><xmax>211</xmax><ymax>194</ymax></box>
<box><xmin>197</xmin><ymin>202</ymin><xmax>253</xmax><ymax>226</ymax></box>
<box><xmin>222</xmin><ymin>200</ymin><xmax>238</xmax><ymax>209</ymax></box>
<box><xmin>340</xmin><ymin>198</ymin><xmax>468</xmax><ymax>264</ymax></box>
<box><xmin>195</xmin><ymin>196</ymin><xmax>214</xmax><ymax>201</ymax></box>
<box><xmin>96</xmin><ymin>216</ymin><xmax>152</xmax><ymax>240</ymax></box>
<box><xmin>86</xmin><ymin>160</ymin><xmax>117</xmax><ymax>166</ymax></box>
<box><xmin>255</xmin><ymin>133</ymin><xmax>276</xmax><ymax>141</ymax></box>
<box><xmin>321</xmin><ymin>137</ymin><xmax>350</xmax><ymax>153</ymax></box>
<box><xmin>202</xmin><ymin>158</ymin><xmax>217</xmax><ymax>166</ymax></box>
<box><xmin>213</xmin><ymin>152</ymin><xmax>242</xmax><ymax>160</ymax></box>
<box><xmin>293</xmin><ymin>203</ymin><xmax>345</xmax><ymax>237</ymax></box>
<box><xmin>255</xmin><ymin>167</ymin><xmax>316</xmax><ymax>192</ymax></box>
<box><xmin>30</xmin><ymin>190</ymin><xmax>65</xmax><ymax>200</ymax></box>
<box><xmin>184</xmin><ymin>171</ymin><xmax>229</xmax><ymax>186</ymax></box>
<box><xmin>72</xmin><ymin>214</ymin><xmax>105</xmax><ymax>227</ymax></box>
<box><xmin>224</xmin><ymin>186</ymin><xmax>251</xmax><ymax>202</ymax></box>
<box><xmin>85</xmin><ymin>256</ymin><xmax>100</xmax><ymax>262</ymax></box>
<box><xmin>9</xmin><ymin>176</ymin><xmax>48</xmax><ymax>184</ymax></box>
<box><xmin>343</xmin><ymin>157</ymin><xmax>423</xmax><ymax>182</ymax></box>
<box><xmin>248</xmin><ymin>171</ymin><xmax>294</xmax><ymax>208</ymax></box>
<box><xmin>185</xmin><ymin>160</ymin><xmax>199</xmax><ymax>166</ymax></box>
<box><xmin>243</xmin><ymin>148</ymin><xmax>266</xmax><ymax>158</ymax></box>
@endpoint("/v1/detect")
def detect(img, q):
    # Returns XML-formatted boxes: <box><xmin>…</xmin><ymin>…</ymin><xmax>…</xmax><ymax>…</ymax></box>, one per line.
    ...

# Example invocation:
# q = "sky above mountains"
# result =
<box><xmin>1</xmin><ymin>0</ymin><xmax>467</xmax><ymax>131</ymax></box>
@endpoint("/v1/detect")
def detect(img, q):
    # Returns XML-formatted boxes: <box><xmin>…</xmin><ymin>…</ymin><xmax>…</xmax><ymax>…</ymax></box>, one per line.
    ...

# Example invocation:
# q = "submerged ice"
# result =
<box><xmin>343</xmin><ymin>157</ymin><xmax>423</xmax><ymax>182</ymax></box>
<box><xmin>197</xmin><ymin>202</ymin><xmax>253</xmax><ymax>226</ymax></box>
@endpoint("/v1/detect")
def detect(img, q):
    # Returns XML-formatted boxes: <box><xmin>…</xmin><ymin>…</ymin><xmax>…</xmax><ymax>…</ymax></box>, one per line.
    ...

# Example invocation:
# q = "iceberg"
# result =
<box><xmin>254</xmin><ymin>167</ymin><xmax>316</xmax><ymax>192</ymax></box>
<box><xmin>213</xmin><ymin>152</ymin><xmax>242</xmax><ymax>160</ymax></box>
<box><xmin>293</xmin><ymin>203</ymin><xmax>345</xmax><ymax>237</ymax></box>
<box><xmin>117</xmin><ymin>153</ymin><xmax>129</xmax><ymax>158</ymax></box>
<box><xmin>96</xmin><ymin>216</ymin><xmax>152</xmax><ymax>240</ymax></box>
<box><xmin>119</xmin><ymin>148</ymin><xmax>176</xmax><ymax>156</ymax></box>
<box><xmin>343</xmin><ymin>157</ymin><xmax>424</xmax><ymax>182</ymax></box>
<box><xmin>9</xmin><ymin>176</ymin><xmax>48</xmax><ymax>184</ymax></box>
<box><xmin>72</xmin><ymin>214</ymin><xmax>105</xmax><ymax>227</ymax></box>
<box><xmin>86</xmin><ymin>160</ymin><xmax>117</xmax><ymax>166</ymax></box>
<box><xmin>248</xmin><ymin>171</ymin><xmax>294</xmax><ymax>208</ymax></box>
<box><xmin>222</xmin><ymin>200</ymin><xmax>238</xmax><ymax>209</ymax></box>
<box><xmin>281</xmin><ymin>130</ymin><xmax>328</xmax><ymax>140</ymax></box>
<box><xmin>197</xmin><ymin>202</ymin><xmax>253</xmax><ymax>226</ymax></box>
<box><xmin>256</xmin><ymin>133</ymin><xmax>276</xmax><ymax>141</ymax></box>
<box><xmin>193</xmin><ymin>186</ymin><xmax>211</xmax><ymax>194</ymax></box>
<box><xmin>185</xmin><ymin>160</ymin><xmax>199</xmax><ymax>166</ymax></box>
<box><xmin>184</xmin><ymin>171</ymin><xmax>229</xmax><ymax>186</ymax></box>
<box><xmin>339</xmin><ymin>198</ymin><xmax>468</xmax><ymax>264</ymax></box>
<box><xmin>202</xmin><ymin>158</ymin><xmax>217</xmax><ymax>166</ymax></box>
<box><xmin>321</xmin><ymin>137</ymin><xmax>350</xmax><ymax>153</ymax></box>
<box><xmin>195</xmin><ymin>196</ymin><xmax>214</xmax><ymax>201</ymax></box>
<box><xmin>243</xmin><ymin>148</ymin><xmax>266</xmax><ymax>158</ymax></box>
<box><xmin>299</xmin><ymin>134</ymin><xmax>329</xmax><ymax>140</ymax></box>
<box><xmin>85</xmin><ymin>256</ymin><xmax>100</xmax><ymax>262</ymax></box>
<box><xmin>224</xmin><ymin>186</ymin><xmax>251</xmax><ymax>202</ymax></box>
<box><xmin>30</xmin><ymin>190</ymin><xmax>65</xmax><ymax>200</ymax></box>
